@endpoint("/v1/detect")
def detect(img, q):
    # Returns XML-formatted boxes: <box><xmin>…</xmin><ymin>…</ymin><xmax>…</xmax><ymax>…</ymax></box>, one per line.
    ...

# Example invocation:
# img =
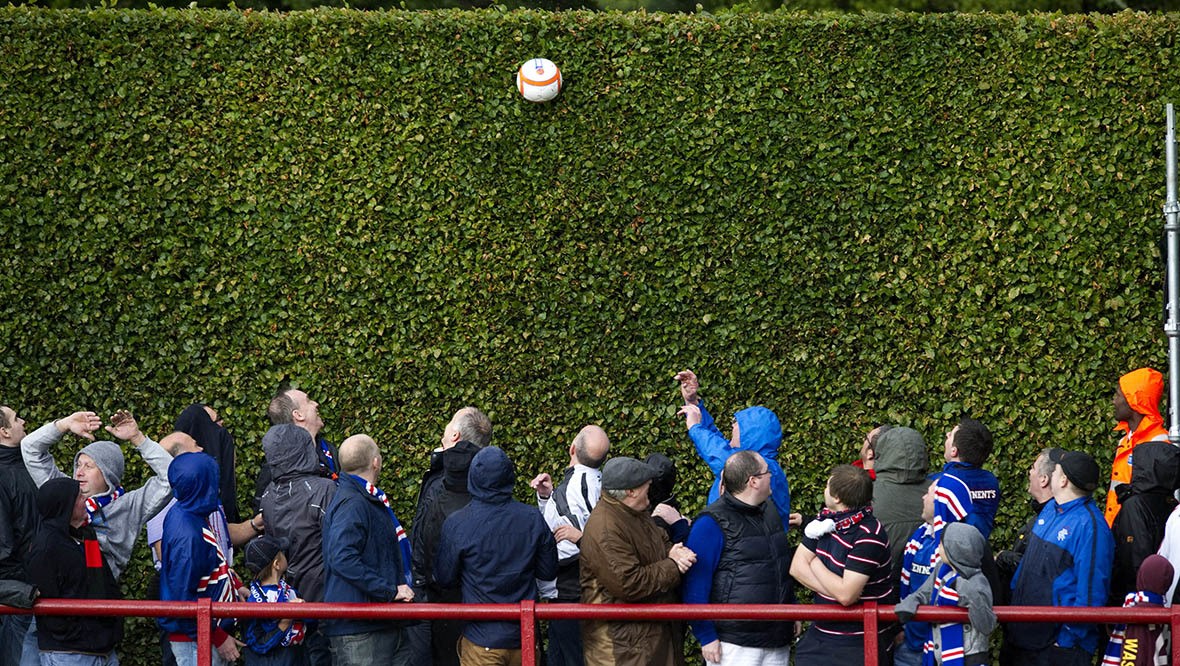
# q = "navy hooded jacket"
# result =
<box><xmin>159</xmin><ymin>452</ymin><xmax>236</xmax><ymax>646</ymax></box>
<box><xmin>435</xmin><ymin>446</ymin><xmax>558</xmax><ymax>649</ymax></box>
<box><xmin>321</xmin><ymin>473</ymin><xmax>408</xmax><ymax>637</ymax></box>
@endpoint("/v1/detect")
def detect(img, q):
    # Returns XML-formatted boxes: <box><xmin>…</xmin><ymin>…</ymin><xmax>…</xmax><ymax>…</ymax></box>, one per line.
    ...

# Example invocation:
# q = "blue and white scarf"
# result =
<box><xmin>83</xmin><ymin>485</ymin><xmax>125</xmax><ymax>526</ymax></box>
<box><xmin>1102</xmin><ymin>590</ymin><xmax>1165</xmax><ymax>666</ymax></box>
<box><xmin>922</xmin><ymin>562</ymin><xmax>964</xmax><ymax>666</ymax></box>
<box><xmin>349</xmin><ymin>474</ymin><xmax>413</xmax><ymax>586</ymax></box>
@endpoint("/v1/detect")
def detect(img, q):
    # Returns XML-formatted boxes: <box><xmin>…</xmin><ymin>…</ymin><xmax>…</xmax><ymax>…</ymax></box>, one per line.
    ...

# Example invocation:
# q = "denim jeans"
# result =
<box><xmin>892</xmin><ymin>640</ymin><xmax>924</xmax><ymax>666</ymax></box>
<box><xmin>545</xmin><ymin>619</ymin><xmax>583</xmax><ymax>666</ymax></box>
<box><xmin>169</xmin><ymin>642</ymin><xmax>231</xmax><ymax>666</ymax></box>
<box><xmin>329</xmin><ymin>626</ymin><xmax>411</xmax><ymax>666</ymax></box>
<box><xmin>37</xmin><ymin>652</ymin><xmax>118</xmax><ymax>666</ymax></box>
<box><xmin>1</xmin><ymin>614</ymin><xmax>39</xmax><ymax>666</ymax></box>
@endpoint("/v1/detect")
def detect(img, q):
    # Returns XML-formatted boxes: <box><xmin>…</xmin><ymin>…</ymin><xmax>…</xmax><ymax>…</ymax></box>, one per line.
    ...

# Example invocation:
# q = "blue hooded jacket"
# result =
<box><xmin>159</xmin><ymin>452</ymin><xmax>235</xmax><ymax>644</ymax></box>
<box><xmin>435</xmin><ymin>446</ymin><xmax>558</xmax><ymax>649</ymax></box>
<box><xmin>689</xmin><ymin>403</ymin><xmax>790</xmax><ymax>523</ymax></box>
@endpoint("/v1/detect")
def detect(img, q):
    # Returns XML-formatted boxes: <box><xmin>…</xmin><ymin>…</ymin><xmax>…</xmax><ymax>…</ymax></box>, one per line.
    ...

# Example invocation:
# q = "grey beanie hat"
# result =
<box><xmin>74</xmin><ymin>441</ymin><xmax>126</xmax><ymax>492</ymax></box>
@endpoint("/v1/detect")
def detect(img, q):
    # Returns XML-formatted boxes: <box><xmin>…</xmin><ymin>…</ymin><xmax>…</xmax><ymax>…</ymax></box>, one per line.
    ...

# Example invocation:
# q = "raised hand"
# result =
<box><xmin>530</xmin><ymin>473</ymin><xmax>554</xmax><ymax>500</ymax></box>
<box><xmin>674</xmin><ymin>369</ymin><xmax>700</xmax><ymax>405</ymax></box>
<box><xmin>54</xmin><ymin>411</ymin><xmax>102</xmax><ymax>441</ymax></box>
<box><xmin>105</xmin><ymin>410</ymin><xmax>146</xmax><ymax>446</ymax></box>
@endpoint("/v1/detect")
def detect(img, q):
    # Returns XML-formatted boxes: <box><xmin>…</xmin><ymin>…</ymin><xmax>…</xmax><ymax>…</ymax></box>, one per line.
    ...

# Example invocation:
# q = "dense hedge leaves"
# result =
<box><xmin>0</xmin><ymin>7</ymin><xmax>1178</xmax><ymax>663</ymax></box>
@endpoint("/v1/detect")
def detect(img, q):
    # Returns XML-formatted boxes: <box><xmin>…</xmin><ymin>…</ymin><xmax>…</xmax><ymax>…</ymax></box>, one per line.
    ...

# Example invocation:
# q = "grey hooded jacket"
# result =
<box><xmin>896</xmin><ymin>522</ymin><xmax>997</xmax><ymax>662</ymax></box>
<box><xmin>21</xmin><ymin>422</ymin><xmax>172</xmax><ymax>580</ymax></box>
<box><xmin>871</xmin><ymin>426</ymin><xmax>931</xmax><ymax>564</ymax></box>
<box><xmin>259</xmin><ymin>424</ymin><xmax>337</xmax><ymax>602</ymax></box>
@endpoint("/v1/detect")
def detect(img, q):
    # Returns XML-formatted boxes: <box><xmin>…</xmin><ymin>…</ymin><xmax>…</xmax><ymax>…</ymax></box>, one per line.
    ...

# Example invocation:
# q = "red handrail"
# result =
<box><xmin>4</xmin><ymin>600</ymin><xmax>1178</xmax><ymax>666</ymax></box>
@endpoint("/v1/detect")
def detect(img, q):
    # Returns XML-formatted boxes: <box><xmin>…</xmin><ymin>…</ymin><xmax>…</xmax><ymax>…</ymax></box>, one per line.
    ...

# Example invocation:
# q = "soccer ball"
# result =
<box><xmin>517</xmin><ymin>58</ymin><xmax>562</xmax><ymax>103</ymax></box>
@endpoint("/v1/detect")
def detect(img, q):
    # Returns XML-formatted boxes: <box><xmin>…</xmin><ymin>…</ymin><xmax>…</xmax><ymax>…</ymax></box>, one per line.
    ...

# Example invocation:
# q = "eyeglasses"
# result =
<box><xmin>751</xmin><ymin>470</ymin><xmax>771</xmax><ymax>479</ymax></box>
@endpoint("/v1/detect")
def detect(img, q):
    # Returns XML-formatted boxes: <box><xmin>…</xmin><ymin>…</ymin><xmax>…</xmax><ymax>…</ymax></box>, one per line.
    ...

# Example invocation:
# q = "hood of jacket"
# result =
<box><xmin>263</xmin><ymin>424</ymin><xmax>321</xmax><ymax>481</ymax></box>
<box><xmin>1118</xmin><ymin>368</ymin><xmax>1165</xmax><ymax>434</ymax></box>
<box><xmin>734</xmin><ymin>407</ymin><xmax>782</xmax><ymax>460</ymax></box>
<box><xmin>1137</xmin><ymin>554</ymin><xmax>1175</xmax><ymax>597</ymax></box>
<box><xmin>37</xmin><ymin>477</ymin><xmax>81</xmax><ymax>533</ymax></box>
<box><xmin>873</xmin><ymin>427</ymin><xmax>929</xmax><ymax>483</ymax></box>
<box><xmin>940</xmin><ymin>521</ymin><xmax>984</xmax><ymax>578</ymax></box>
<box><xmin>442</xmin><ymin>440</ymin><xmax>481</xmax><ymax>492</ymax></box>
<box><xmin>168</xmin><ymin>452</ymin><xmax>221</xmax><ymax>517</ymax></box>
<box><xmin>645</xmin><ymin>452</ymin><xmax>677</xmax><ymax>507</ymax></box>
<box><xmin>1128</xmin><ymin>441</ymin><xmax>1180</xmax><ymax>495</ymax></box>
<box><xmin>467</xmin><ymin>446</ymin><xmax>514</xmax><ymax>504</ymax></box>
<box><xmin>72</xmin><ymin>440</ymin><xmax>125</xmax><ymax>499</ymax></box>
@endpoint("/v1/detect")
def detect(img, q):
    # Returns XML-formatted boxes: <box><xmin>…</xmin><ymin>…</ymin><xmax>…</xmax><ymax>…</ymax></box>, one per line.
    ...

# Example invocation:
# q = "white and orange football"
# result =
<box><xmin>516</xmin><ymin>58</ymin><xmax>562</xmax><ymax>103</ymax></box>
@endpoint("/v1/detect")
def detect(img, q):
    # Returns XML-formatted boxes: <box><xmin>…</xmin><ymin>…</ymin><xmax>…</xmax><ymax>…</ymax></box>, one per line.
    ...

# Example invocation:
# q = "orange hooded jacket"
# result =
<box><xmin>1106</xmin><ymin>367</ymin><xmax>1170</xmax><ymax>526</ymax></box>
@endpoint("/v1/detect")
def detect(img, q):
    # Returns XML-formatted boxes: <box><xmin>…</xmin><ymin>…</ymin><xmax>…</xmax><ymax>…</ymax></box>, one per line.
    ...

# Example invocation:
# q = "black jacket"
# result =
<box><xmin>0</xmin><ymin>445</ymin><xmax>38</xmax><ymax>582</ymax></box>
<box><xmin>175</xmin><ymin>404</ymin><xmax>240</xmax><ymax>523</ymax></box>
<box><xmin>1110</xmin><ymin>441</ymin><xmax>1180</xmax><ymax>604</ymax></box>
<box><xmin>410</xmin><ymin>441</ymin><xmax>479</xmax><ymax>602</ymax></box>
<box><xmin>700</xmin><ymin>494</ymin><xmax>793</xmax><ymax>648</ymax></box>
<box><xmin>260</xmin><ymin>424</ymin><xmax>337</xmax><ymax>602</ymax></box>
<box><xmin>25</xmin><ymin>478</ymin><xmax>122</xmax><ymax>653</ymax></box>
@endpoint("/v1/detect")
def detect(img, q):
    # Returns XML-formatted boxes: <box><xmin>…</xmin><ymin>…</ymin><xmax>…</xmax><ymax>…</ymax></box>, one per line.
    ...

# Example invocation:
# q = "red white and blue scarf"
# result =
<box><xmin>248</xmin><ymin>578</ymin><xmax>307</xmax><ymax>646</ymax></box>
<box><xmin>349</xmin><ymin>474</ymin><xmax>413</xmax><ymax>586</ymax></box>
<box><xmin>196</xmin><ymin>518</ymin><xmax>237</xmax><ymax>604</ymax></box>
<box><xmin>1102</xmin><ymin>590</ymin><xmax>1165</xmax><ymax>666</ymax></box>
<box><xmin>921</xmin><ymin>562</ymin><xmax>965</xmax><ymax>666</ymax></box>
<box><xmin>83</xmin><ymin>486</ymin><xmax>125</xmax><ymax>526</ymax></box>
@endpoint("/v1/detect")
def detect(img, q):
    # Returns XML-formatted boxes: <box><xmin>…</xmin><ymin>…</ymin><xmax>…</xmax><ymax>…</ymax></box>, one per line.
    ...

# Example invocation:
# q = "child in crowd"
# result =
<box><xmin>895</xmin><ymin>522</ymin><xmax>996</xmax><ymax>665</ymax></box>
<box><xmin>1103</xmin><ymin>554</ymin><xmax>1173</xmax><ymax>666</ymax></box>
<box><xmin>242</xmin><ymin>535</ymin><xmax>308</xmax><ymax>666</ymax></box>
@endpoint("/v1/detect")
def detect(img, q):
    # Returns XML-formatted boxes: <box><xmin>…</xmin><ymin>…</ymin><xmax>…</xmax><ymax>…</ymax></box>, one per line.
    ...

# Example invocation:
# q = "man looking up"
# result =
<box><xmin>253</xmin><ymin>386</ymin><xmax>339</xmax><ymax>509</ymax></box>
<box><xmin>791</xmin><ymin>465</ymin><xmax>893</xmax><ymax>666</ymax></box>
<box><xmin>1109</xmin><ymin>367</ymin><xmax>1170</xmax><ymax>526</ymax></box>
<box><xmin>995</xmin><ymin>448</ymin><xmax>1056</xmax><ymax>603</ymax></box>
<box><xmin>938</xmin><ymin>418</ymin><xmax>1001</xmax><ymax>539</ymax></box>
<box><xmin>683</xmin><ymin>451</ymin><xmax>793</xmax><ymax>666</ymax></box>
<box><xmin>409</xmin><ymin>406</ymin><xmax>492</xmax><ymax>666</ymax></box>
<box><xmin>528</xmin><ymin>424</ymin><xmax>610</xmax><ymax>666</ymax></box>
<box><xmin>1007</xmin><ymin>449</ymin><xmax>1114</xmax><ymax>666</ymax></box>
<box><xmin>0</xmin><ymin>405</ymin><xmax>37</xmax><ymax>666</ymax></box>
<box><xmin>675</xmin><ymin>369</ymin><xmax>791</xmax><ymax>527</ymax></box>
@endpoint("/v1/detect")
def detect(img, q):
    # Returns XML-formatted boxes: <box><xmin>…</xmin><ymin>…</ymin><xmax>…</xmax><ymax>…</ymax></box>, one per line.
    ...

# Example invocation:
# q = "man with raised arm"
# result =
<box><xmin>675</xmin><ymin>369</ymin><xmax>791</xmax><ymax>527</ymax></box>
<box><xmin>21</xmin><ymin>408</ymin><xmax>172</xmax><ymax>580</ymax></box>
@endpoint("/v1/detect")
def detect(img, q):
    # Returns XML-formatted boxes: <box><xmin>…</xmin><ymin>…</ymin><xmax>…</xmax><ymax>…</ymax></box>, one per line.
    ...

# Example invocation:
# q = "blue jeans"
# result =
<box><xmin>329</xmin><ymin>627</ymin><xmax>411</xmax><ymax>666</ymax></box>
<box><xmin>37</xmin><ymin>652</ymin><xmax>118</xmax><ymax>666</ymax></box>
<box><xmin>892</xmin><ymin>640</ymin><xmax>923</xmax><ymax>666</ymax></box>
<box><xmin>169</xmin><ymin>642</ymin><xmax>231</xmax><ymax>666</ymax></box>
<box><xmin>545</xmin><ymin>619</ymin><xmax>583</xmax><ymax>666</ymax></box>
<box><xmin>1</xmin><ymin>614</ymin><xmax>39</xmax><ymax>666</ymax></box>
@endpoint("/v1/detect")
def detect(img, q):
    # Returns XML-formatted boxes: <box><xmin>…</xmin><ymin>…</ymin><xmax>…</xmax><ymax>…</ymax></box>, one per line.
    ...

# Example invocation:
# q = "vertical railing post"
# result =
<box><xmin>1172</xmin><ymin>602</ymin><xmax>1180</xmax><ymax>666</ymax></box>
<box><xmin>197</xmin><ymin>597</ymin><xmax>212</xmax><ymax>666</ymax></box>
<box><xmin>521</xmin><ymin>600</ymin><xmax>537</xmax><ymax>666</ymax></box>
<box><xmin>863</xmin><ymin>601</ymin><xmax>879</xmax><ymax>666</ymax></box>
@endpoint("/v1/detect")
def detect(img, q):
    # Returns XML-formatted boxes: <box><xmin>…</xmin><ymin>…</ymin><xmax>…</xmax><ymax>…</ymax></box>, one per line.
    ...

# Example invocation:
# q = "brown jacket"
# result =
<box><xmin>579</xmin><ymin>494</ymin><xmax>684</xmax><ymax>666</ymax></box>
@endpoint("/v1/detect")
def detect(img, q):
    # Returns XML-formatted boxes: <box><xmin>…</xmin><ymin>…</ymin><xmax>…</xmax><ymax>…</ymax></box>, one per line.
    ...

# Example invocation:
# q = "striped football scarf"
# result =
<box><xmin>83</xmin><ymin>486</ymin><xmax>125</xmax><ymax>526</ymax></box>
<box><xmin>1102</xmin><ymin>590</ymin><xmax>1165</xmax><ymax>666</ymax></box>
<box><xmin>921</xmin><ymin>562</ymin><xmax>964</xmax><ymax>666</ymax></box>
<box><xmin>349</xmin><ymin>474</ymin><xmax>413</xmax><ymax>586</ymax></box>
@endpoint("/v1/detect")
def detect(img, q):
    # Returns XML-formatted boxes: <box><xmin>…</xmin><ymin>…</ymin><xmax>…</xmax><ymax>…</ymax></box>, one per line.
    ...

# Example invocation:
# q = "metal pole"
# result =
<box><xmin>1166</xmin><ymin>104</ymin><xmax>1180</xmax><ymax>441</ymax></box>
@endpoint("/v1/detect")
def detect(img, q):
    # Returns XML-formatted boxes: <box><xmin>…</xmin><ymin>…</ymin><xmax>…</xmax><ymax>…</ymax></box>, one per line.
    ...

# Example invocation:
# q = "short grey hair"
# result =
<box><xmin>1036</xmin><ymin>448</ymin><xmax>1057</xmax><ymax>477</ymax></box>
<box><xmin>453</xmin><ymin>407</ymin><xmax>492</xmax><ymax>448</ymax></box>
<box><xmin>605</xmin><ymin>488</ymin><xmax>629</xmax><ymax>501</ymax></box>
<box><xmin>267</xmin><ymin>391</ymin><xmax>297</xmax><ymax>426</ymax></box>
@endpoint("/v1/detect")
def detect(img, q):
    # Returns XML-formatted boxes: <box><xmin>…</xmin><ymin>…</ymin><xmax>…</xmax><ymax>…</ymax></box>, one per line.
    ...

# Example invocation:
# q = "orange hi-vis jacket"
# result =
<box><xmin>1107</xmin><ymin>367</ymin><xmax>1171</xmax><ymax>527</ymax></box>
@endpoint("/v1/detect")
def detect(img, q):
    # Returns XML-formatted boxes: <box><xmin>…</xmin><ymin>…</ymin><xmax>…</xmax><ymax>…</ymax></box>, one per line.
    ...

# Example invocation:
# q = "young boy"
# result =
<box><xmin>895</xmin><ymin>522</ymin><xmax>996</xmax><ymax>665</ymax></box>
<box><xmin>242</xmin><ymin>535</ymin><xmax>307</xmax><ymax>666</ymax></box>
<box><xmin>1103</xmin><ymin>554</ymin><xmax>1173</xmax><ymax>666</ymax></box>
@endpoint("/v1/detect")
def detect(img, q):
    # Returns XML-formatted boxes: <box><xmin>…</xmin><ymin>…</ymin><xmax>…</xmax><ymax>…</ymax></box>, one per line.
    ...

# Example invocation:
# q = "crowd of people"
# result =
<box><xmin>0</xmin><ymin>365</ymin><xmax>1177</xmax><ymax>666</ymax></box>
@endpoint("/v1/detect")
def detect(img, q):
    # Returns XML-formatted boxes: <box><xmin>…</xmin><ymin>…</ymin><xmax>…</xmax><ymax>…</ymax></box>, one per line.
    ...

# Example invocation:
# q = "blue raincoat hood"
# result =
<box><xmin>467</xmin><ymin>446</ymin><xmax>515</xmax><ymax>504</ymax></box>
<box><xmin>168</xmin><ymin>452</ymin><xmax>221</xmax><ymax>517</ymax></box>
<box><xmin>734</xmin><ymin>406</ymin><xmax>782</xmax><ymax>459</ymax></box>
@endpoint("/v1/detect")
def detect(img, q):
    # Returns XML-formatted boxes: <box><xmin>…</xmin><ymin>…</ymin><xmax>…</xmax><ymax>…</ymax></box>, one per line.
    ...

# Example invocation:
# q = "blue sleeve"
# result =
<box><xmin>768</xmin><ymin>462</ymin><xmax>791</xmax><ymax>529</ymax></box>
<box><xmin>1058</xmin><ymin>511</ymin><xmax>1114</xmax><ymax>648</ymax></box>
<box><xmin>535</xmin><ymin>518</ymin><xmax>559</xmax><ymax>582</ymax></box>
<box><xmin>689</xmin><ymin>403</ymin><xmax>732</xmax><ymax>475</ymax></box>
<box><xmin>683</xmin><ymin>515</ymin><xmax>724</xmax><ymax>647</ymax></box>
<box><xmin>323</xmin><ymin>501</ymin><xmax>396</xmax><ymax>602</ymax></box>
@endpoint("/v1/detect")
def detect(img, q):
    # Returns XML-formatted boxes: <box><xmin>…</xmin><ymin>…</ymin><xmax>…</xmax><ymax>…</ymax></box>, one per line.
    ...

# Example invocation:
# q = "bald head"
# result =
<box><xmin>573</xmin><ymin>425</ymin><xmax>610</xmax><ymax>469</ymax></box>
<box><xmin>160</xmin><ymin>431</ymin><xmax>200</xmax><ymax>457</ymax></box>
<box><xmin>339</xmin><ymin>434</ymin><xmax>380</xmax><ymax>477</ymax></box>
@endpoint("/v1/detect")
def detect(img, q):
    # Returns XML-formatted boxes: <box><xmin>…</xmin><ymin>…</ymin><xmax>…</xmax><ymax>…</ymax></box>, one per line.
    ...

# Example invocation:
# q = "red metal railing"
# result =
<box><xmin>4</xmin><ymin>600</ymin><xmax>1180</xmax><ymax>666</ymax></box>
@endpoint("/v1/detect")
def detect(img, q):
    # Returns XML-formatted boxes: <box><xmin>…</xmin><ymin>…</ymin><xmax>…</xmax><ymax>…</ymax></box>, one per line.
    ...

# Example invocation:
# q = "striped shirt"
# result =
<box><xmin>802</xmin><ymin>511</ymin><xmax>893</xmax><ymax>636</ymax></box>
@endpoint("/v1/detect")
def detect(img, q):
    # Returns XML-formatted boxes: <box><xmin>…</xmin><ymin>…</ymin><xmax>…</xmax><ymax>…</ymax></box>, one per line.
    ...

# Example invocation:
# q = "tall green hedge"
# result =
<box><xmin>0</xmin><ymin>7</ymin><xmax>1178</xmax><ymax>664</ymax></box>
